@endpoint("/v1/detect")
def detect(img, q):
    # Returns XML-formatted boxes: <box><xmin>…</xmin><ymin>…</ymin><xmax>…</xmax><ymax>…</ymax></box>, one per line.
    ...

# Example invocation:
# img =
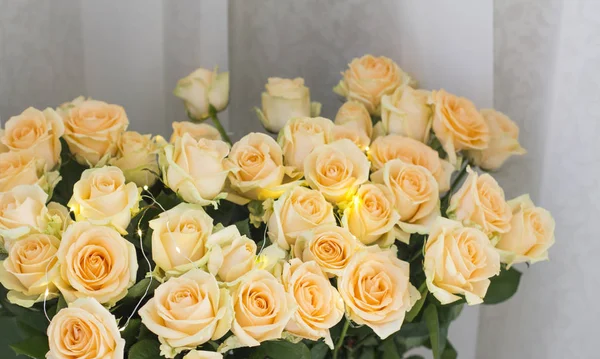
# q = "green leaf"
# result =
<box><xmin>358</xmin><ymin>346</ymin><xmax>376</xmax><ymax>359</ymax></box>
<box><xmin>406</xmin><ymin>283</ymin><xmax>428</xmax><ymax>322</ymax></box>
<box><xmin>16</xmin><ymin>320</ymin><xmax>44</xmax><ymax>338</ymax></box>
<box><xmin>441</xmin><ymin>341</ymin><xmax>457</xmax><ymax>359</ymax></box>
<box><xmin>125</xmin><ymin>277</ymin><xmax>158</xmax><ymax>300</ymax></box>
<box><xmin>249</xmin><ymin>340</ymin><xmax>311</xmax><ymax>359</ymax></box>
<box><xmin>120</xmin><ymin>318</ymin><xmax>141</xmax><ymax>351</ymax></box>
<box><xmin>404</xmin><ymin>356</ymin><xmax>425</xmax><ymax>359</ymax></box>
<box><xmin>379</xmin><ymin>336</ymin><xmax>402</xmax><ymax>359</ymax></box>
<box><xmin>310</xmin><ymin>341</ymin><xmax>329</xmax><ymax>359</ymax></box>
<box><xmin>128</xmin><ymin>338</ymin><xmax>161</xmax><ymax>359</ymax></box>
<box><xmin>235</xmin><ymin>219</ymin><xmax>252</xmax><ymax>238</ymax></box>
<box><xmin>10</xmin><ymin>335</ymin><xmax>49</xmax><ymax>359</ymax></box>
<box><xmin>484</xmin><ymin>267</ymin><xmax>521</xmax><ymax>304</ymax></box>
<box><xmin>424</xmin><ymin>304</ymin><xmax>446</xmax><ymax>359</ymax></box>
<box><xmin>55</xmin><ymin>295</ymin><xmax>67</xmax><ymax>314</ymax></box>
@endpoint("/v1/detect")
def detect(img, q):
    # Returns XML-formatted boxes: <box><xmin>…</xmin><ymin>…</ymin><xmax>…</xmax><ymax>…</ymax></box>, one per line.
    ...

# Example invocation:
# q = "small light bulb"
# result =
<box><xmin>364</xmin><ymin>146</ymin><xmax>370</xmax><ymax>153</ymax></box>
<box><xmin>44</xmin><ymin>288</ymin><xmax>50</xmax><ymax>298</ymax></box>
<box><xmin>175</xmin><ymin>247</ymin><xmax>181</xmax><ymax>254</ymax></box>
<box><xmin>69</xmin><ymin>207</ymin><xmax>75</xmax><ymax>213</ymax></box>
<box><xmin>119</xmin><ymin>326</ymin><xmax>126</xmax><ymax>332</ymax></box>
<box><xmin>137</xmin><ymin>229</ymin><xmax>143</xmax><ymax>237</ymax></box>
<box><xmin>143</xmin><ymin>185</ymin><xmax>149</xmax><ymax>191</ymax></box>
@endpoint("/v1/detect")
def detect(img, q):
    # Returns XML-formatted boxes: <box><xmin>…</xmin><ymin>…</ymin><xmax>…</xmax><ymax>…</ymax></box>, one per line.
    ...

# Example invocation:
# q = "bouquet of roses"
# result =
<box><xmin>0</xmin><ymin>55</ymin><xmax>555</xmax><ymax>359</ymax></box>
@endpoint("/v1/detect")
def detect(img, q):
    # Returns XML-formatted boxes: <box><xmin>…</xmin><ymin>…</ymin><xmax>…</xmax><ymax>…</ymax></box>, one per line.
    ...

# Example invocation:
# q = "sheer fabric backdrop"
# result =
<box><xmin>1</xmin><ymin>1</ymin><xmax>598</xmax><ymax>358</ymax></box>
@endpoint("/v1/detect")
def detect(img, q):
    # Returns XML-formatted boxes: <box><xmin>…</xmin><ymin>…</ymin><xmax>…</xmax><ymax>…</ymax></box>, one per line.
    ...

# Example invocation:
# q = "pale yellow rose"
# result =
<box><xmin>69</xmin><ymin>166</ymin><xmax>140</xmax><ymax>234</ymax></box>
<box><xmin>257</xmin><ymin>77</ymin><xmax>318</xmax><ymax>133</ymax></box>
<box><xmin>0</xmin><ymin>107</ymin><xmax>64</xmax><ymax>170</ymax></box>
<box><xmin>334</xmin><ymin>55</ymin><xmax>415</xmax><ymax>115</ymax></box>
<box><xmin>0</xmin><ymin>184</ymin><xmax>49</xmax><ymax>243</ymax></box>
<box><xmin>278</xmin><ymin>116</ymin><xmax>333</xmax><ymax>172</ymax></box>
<box><xmin>255</xmin><ymin>243</ymin><xmax>289</xmax><ymax>280</ymax></box>
<box><xmin>174</xmin><ymin>67</ymin><xmax>229</xmax><ymax>120</ymax></box>
<box><xmin>47</xmin><ymin>297</ymin><xmax>124</xmax><ymax>359</ymax></box>
<box><xmin>334</xmin><ymin>101</ymin><xmax>373</xmax><ymax>139</ymax></box>
<box><xmin>139</xmin><ymin>269</ymin><xmax>233</xmax><ymax>358</ymax></box>
<box><xmin>424</xmin><ymin>217</ymin><xmax>500</xmax><ymax>305</ymax></box>
<box><xmin>0</xmin><ymin>234</ymin><xmax>60</xmax><ymax>307</ymax></box>
<box><xmin>46</xmin><ymin>202</ymin><xmax>72</xmax><ymax>238</ymax></box>
<box><xmin>381</xmin><ymin>86</ymin><xmax>432</xmax><ymax>143</ymax></box>
<box><xmin>109</xmin><ymin>131</ymin><xmax>159</xmax><ymax>188</ymax></box>
<box><xmin>170</xmin><ymin>121</ymin><xmax>221</xmax><ymax>143</ymax></box>
<box><xmin>342</xmin><ymin>183</ymin><xmax>400</xmax><ymax>246</ymax></box>
<box><xmin>369</xmin><ymin>135</ymin><xmax>454</xmax><ymax>192</ymax></box>
<box><xmin>0</xmin><ymin>150</ymin><xmax>60</xmax><ymax>194</ymax></box>
<box><xmin>430</xmin><ymin>89</ymin><xmax>490</xmax><ymax>165</ymax></box>
<box><xmin>149</xmin><ymin>203</ymin><xmax>213</xmax><ymax>275</ymax></box>
<box><xmin>282</xmin><ymin>259</ymin><xmax>344</xmax><ymax>348</ymax></box>
<box><xmin>304</xmin><ymin>139</ymin><xmax>370</xmax><ymax>204</ymax></box>
<box><xmin>294</xmin><ymin>224</ymin><xmax>363</xmax><ymax>277</ymax></box>
<box><xmin>448</xmin><ymin>167</ymin><xmax>512</xmax><ymax>237</ymax></box>
<box><xmin>226</xmin><ymin>133</ymin><xmax>296</xmax><ymax>201</ymax></box>
<box><xmin>60</xmin><ymin>97</ymin><xmax>129</xmax><ymax>166</ymax></box>
<box><xmin>495</xmin><ymin>194</ymin><xmax>555</xmax><ymax>266</ymax></box>
<box><xmin>161</xmin><ymin>133</ymin><xmax>230</xmax><ymax>206</ymax></box>
<box><xmin>267</xmin><ymin>186</ymin><xmax>336</xmax><ymax>250</ymax></box>
<box><xmin>223</xmin><ymin>269</ymin><xmax>296</xmax><ymax>349</ymax></box>
<box><xmin>467</xmin><ymin>109</ymin><xmax>526</xmax><ymax>170</ymax></box>
<box><xmin>331</xmin><ymin>122</ymin><xmax>371</xmax><ymax>151</ymax></box>
<box><xmin>371</xmin><ymin>159</ymin><xmax>440</xmax><ymax>242</ymax></box>
<box><xmin>54</xmin><ymin>221</ymin><xmax>137</xmax><ymax>306</ymax></box>
<box><xmin>184</xmin><ymin>351</ymin><xmax>223</xmax><ymax>359</ymax></box>
<box><xmin>206</xmin><ymin>225</ymin><xmax>257</xmax><ymax>283</ymax></box>
<box><xmin>371</xmin><ymin>121</ymin><xmax>387</xmax><ymax>141</ymax></box>
<box><xmin>338</xmin><ymin>247</ymin><xmax>419</xmax><ymax>339</ymax></box>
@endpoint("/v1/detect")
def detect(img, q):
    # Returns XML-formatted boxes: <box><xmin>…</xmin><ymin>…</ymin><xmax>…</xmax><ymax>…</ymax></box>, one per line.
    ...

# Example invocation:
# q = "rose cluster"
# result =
<box><xmin>0</xmin><ymin>55</ymin><xmax>555</xmax><ymax>359</ymax></box>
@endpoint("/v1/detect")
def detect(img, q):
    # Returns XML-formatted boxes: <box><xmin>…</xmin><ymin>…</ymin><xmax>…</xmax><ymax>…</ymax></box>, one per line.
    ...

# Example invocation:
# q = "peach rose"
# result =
<box><xmin>149</xmin><ymin>203</ymin><xmax>213</xmax><ymax>275</ymax></box>
<box><xmin>0</xmin><ymin>184</ymin><xmax>49</xmax><ymax>244</ymax></box>
<box><xmin>109</xmin><ymin>131</ymin><xmax>159</xmax><ymax>188</ymax></box>
<box><xmin>282</xmin><ymin>259</ymin><xmax>344</xmax><ymax>347</ymax></box>
<box><xmin>467</xmin><ymin>109</ymin><xmax>526</xmax><ymax>170</ymax></box>
<box><xmin>371</xmin><ymin>159</ymin><xmax>440</xmax><ymax>242</ymax></box>
<box><xmin>0</xmin><ymin>234</ymin><xmax>60</xmax><ymax>307</ymax></box>
<box><xmin>369</xmin><ymin>135</ymin><xmax>454</xmax><ymax>192</ymax></box>
<box><xmin>304</xmin><ymin>139</ymin><xmax>370</xmax><ymax>204</ymax></box>
<box><xmin>161</xmin><ymin>133</ymin><xmax>230</xmax><ymax>206</ymax></box>
<box><xmin>54</xmin><ymin>222</ymin><xmax>137</xmax><ymax>306</ymax></box>
<box><xmin>69</xmin><ymin>166</ymin><xmax>140</xmax><ymax>234</ymax></box>
<box><xmin>60</xmin><ymin>97</ymin><xmax>129</xmax><ymax>166</ymax></box>
<box><xmin>430</xmin><ymin>89</ymin><xmax>490</xmax><ymax>165</ymax></box>
<box><xmin>170</xmin><ymin>121</ymin><xmax>221</xmax><ymax>143</ymax></box>
<box><xmin>424</xmin><ymin>217</ymin><xmax>500</xmax><ymax>305</ymax></box>
<box><xmin>0</xmin><ymin>107</ymin><xmax>64</xmax><ymax>170</ymax></box>
<box><xmin>139</xmin><ymin>269</ymin><xmax>233</xmax><ymax>358</ymax></box>
<box><xmin>331</xmin><ymin>122</ymin><xmax>371</xmax><ymax>151</ymax></box>
<box><xmin>206</xmin><ymin>225</ymin><xmax>257</xmax><ymax>283</ymax></box>
<box><xmin>0</xmin><ymin>150</ymin><xmax>60</xmax><ymax>194</ymax></box>
<box><xmin>334</xmin><ymin>55</ymin><xmax>415</xmax><ymax>115</ymax></box>
<box><xmin>448</xmin><ymin>167</ymin><xmax>512</xmax><ymax>237</ymax></box>
<box><xmin>495</xmin><ymin>194</ymin><xmax>555</xmax><ymax>266</ymax></box>
<box><xmin>267</xmin><ymin>186</ymin><xmax>336</xmax><ymax>250</ymax></box>
<box><xmin>334</xmin><ymin>101</ymin><xmax>373</xmax><ymax>139</ymax></box>
<box><xmin>184</xmin><ymin>351</ymin><xmax>223</xmax><ymax>359</ymax></box>
<box><xmin>279</xmin><ymin>116</ymin><xmax>333</xmax><ymax>172</ymax></box>
<box><xmin>381</xmin><ymin>86</ymin><xmax>432</xmax><ymax>143</ymax></box>
<box><xmin>174</xmin><ymin>67</ymin><xmax>229</xmax><ymax>120</ymax></box>
<box><xmin>338</xmin><ymin>247</ymin><xmax>419</xmax><ymax>339</ymax></box>
<box><xmin>342</xmin><ymin>183</ymin><xmax>400</xmax><ymax>246</ymax></box>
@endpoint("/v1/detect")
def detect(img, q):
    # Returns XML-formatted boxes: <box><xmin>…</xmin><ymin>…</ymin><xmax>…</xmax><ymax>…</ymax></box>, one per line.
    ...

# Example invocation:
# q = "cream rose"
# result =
<box><xmin>495</xmin><ymin>194</ymin><xmax>555</xmax><ymax>266</ymax></box>
<box><xmin>338</xmin><ymin>247</ymin><xmax>419</xmax><ymax>339</ymax></box>
<box><xmin>371</xmin><ymin>159</ymin><xmax>440</xmax><ymax>242</ymax></box>
<box><xmin>0</xmin><ymin>150</ymin><xmax>60</xmax><ymax>194</ymax></box>
<box><xmin>46</xmin><ymin>202</ymin><xmax>72</xmax><ymax>238</ymax></box>
<box><xmin>267</xmin><ymin>186</ymin><xmax>336</xmax><ymax>250</ymax></box>
<box><xmin>424</xmin><ymin>217</ymin><xmax>500</xmax><ymax>305</ymax></box>
<box><xmin>206</xmin><ymin>225</ymin><xmax>257</xmax><ymax>283</ymax></box>
<box><xmin>224</xmin><ymin>269</ymin><xmax>296</xmax><ymax>349</ymax></box>
<box><xmin>294</xmin><ymin>224</ymin><xmax>363</xmax><ymax>277</ymax></box>
<box><xmin>226</xmin><ymin>133</ymin><xmax>295</xmax><ymax>201</ymax></box>
<box><xmin>174</xmin><ymin>67</ymin><xmax>229</xmax><ymax>121</ymax></box>
<box><xmin>69</xmin><ymin>166</ymin><xmax>140</xmax><ymax>234</ymax></box>
<box><xmin>170</xmin><ymin>121</ymin><xmax>222</xmax><ymax>143</ymax></box>
<box><xmin>139</xmin><ymin>269</ymin><xmax>233</xmax><ymax>358</ymax></box>
<box><xmin>60</xmin><ymin>97</ymin><xmax>129</xmax><ymax>166</ymax></box>
<box><xmin>279</xmin><ymin>116</ymin><xmax>333</xmax><ymax>172</ymax></box>
<box><xmin>430</xmin><ymin>89</ymin><xmax>490</xmax><ymax>165</ymax></box>
<box><xmin>448</xmin><ymin>167</ymin><xmax>512</xmax><ymax>237</ymax></box>
<box><xmin>0</xmin><ymin>234</ymin><xmax>60</xmax><ymax>307</ymax></box>
<box><xmin>184</xmin><ymin>351</ymin><xmax>223</xmax><ymax>359</ymax></box>
<box><xmin>257</xmin><ymin>77</ymin><xmax>316</xmax><ymax>133</ymax></box>
<box><xmin>161</xmin><ymin>133</ymin><xmax>230</xmax><ymax>206</ymax></box>
<box><xmin>334</xmin><ymin>101</ymin><xmax>373</xmax><ymax>139</ymax></box>
<box><xmin>149</xmin><ymin>203</ymin><xmax>213</xmax><ymax>274</ymax></box>
<box><xmin>282</xmin><ymin>259</ymin><xmax>344</xmax><ymax>347</ymax></box>
<box><xmin>342</xmin><ymin>183</ymin><xmax>400</xmax><ymax>246</ymax></box>
<box><xmin>304</xmin><ymin>139</ymin><xmax>370</xmax><ymax>204</ymax></box>
<box><xmin>381</xmin><ymin>86</ymin><xmax>432</xmax><ymax>143</ymax></box>
<box><xmin>0</xmin><ymin>184</ymin><xmax>49</xmax><ymax>244</ymax></box>
<box><xmin>369</xmin><ymin>135</ymin><xmax>454</xmax><ymax>192</ymax></box>
<box><xmin>0</xmin><ymin>107</ymin><xmax>64</xmax><ymax>170</ymax></box>
<box><xmin>109</xmin><ymin>131</ymin><xmax>159</xmax><ymax>188</ymax></box>
<box><xmin>331</xmin><ymin>122</ymin><xmax>371</xmax><ymax>151</ymax></box>
<box><xmin>467</xmin><ymin>109</ymin><xmax>526</xmax><ymax>170</ymax></box>
<box><xmin>54</xmin><ymin>221</ymin><xmax>137</xmax><ymax>306</ymax></box>
<box><xmin>47</xmin><ymin>298</ymin><xmax>124</xmax><ymax>359</ymax></box>
<box><xmin>334</xmin><ymin>55</ymin><xmax>415</xmax><ymax>115</ymax></box>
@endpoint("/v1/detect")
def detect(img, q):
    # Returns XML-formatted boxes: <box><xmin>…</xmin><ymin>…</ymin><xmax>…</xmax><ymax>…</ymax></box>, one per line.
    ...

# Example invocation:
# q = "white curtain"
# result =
<box><xmin>0</xmin><ymin>1</ymin><xmax>597</xmax><ymax>358</ymax></box>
